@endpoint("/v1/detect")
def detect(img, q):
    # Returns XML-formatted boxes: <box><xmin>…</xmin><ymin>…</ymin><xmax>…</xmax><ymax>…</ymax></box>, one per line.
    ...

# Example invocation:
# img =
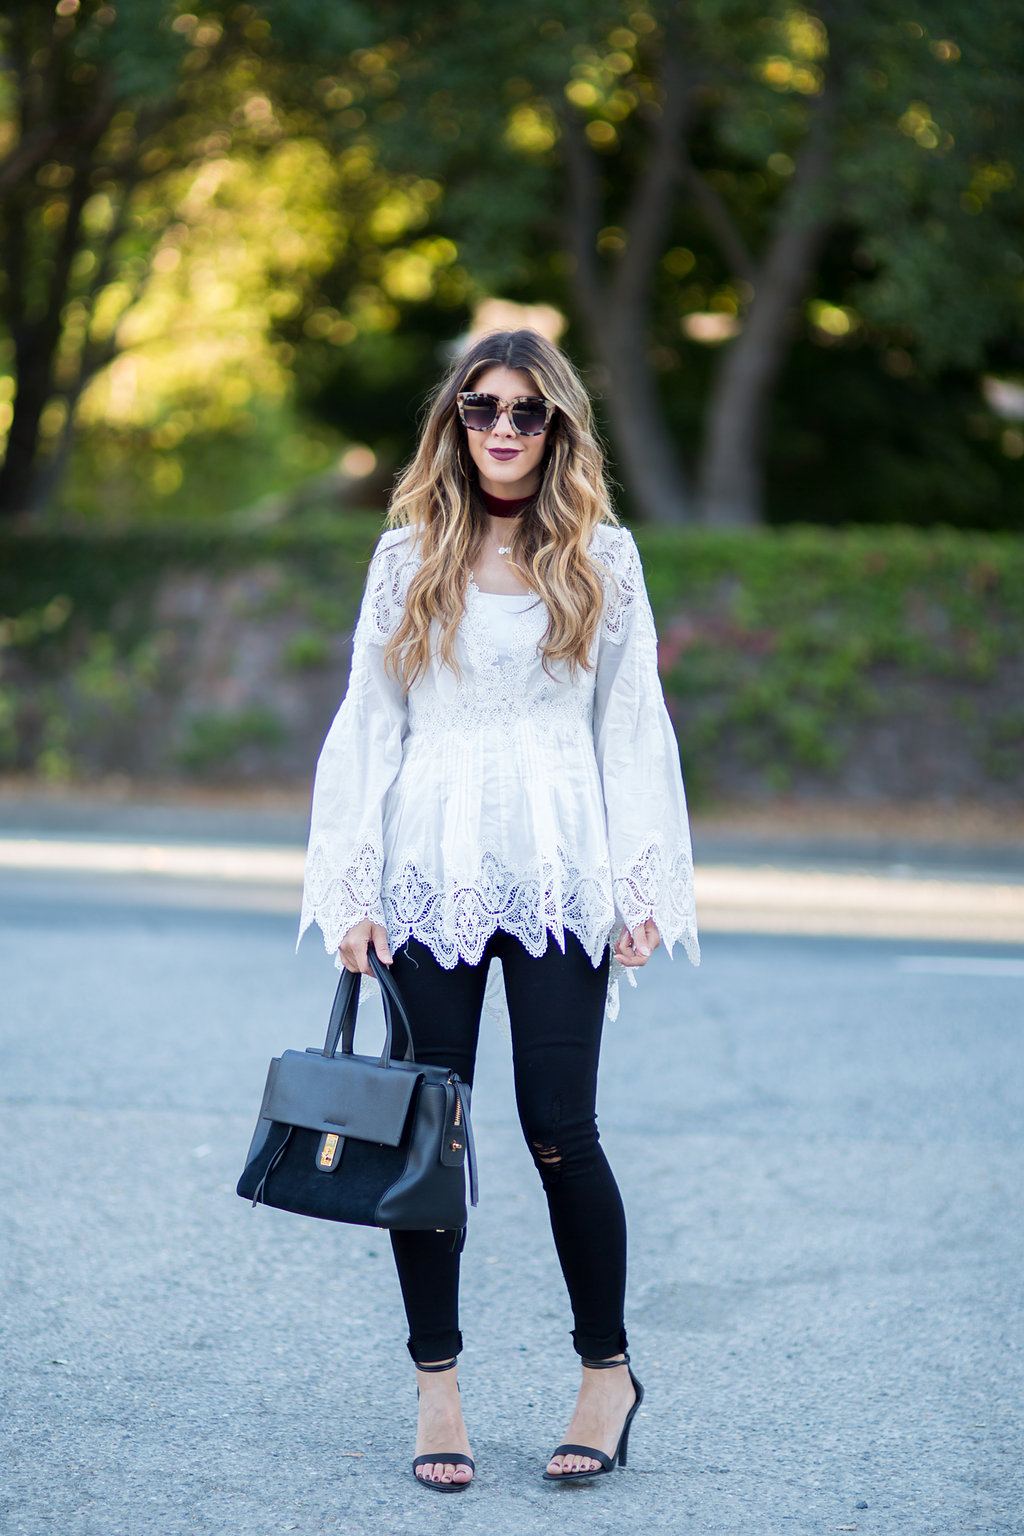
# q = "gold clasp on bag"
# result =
<box><xmin>318</xmin><ymin>1132</ymin><xmax>341</xmax><ymax>1169</ymax></box>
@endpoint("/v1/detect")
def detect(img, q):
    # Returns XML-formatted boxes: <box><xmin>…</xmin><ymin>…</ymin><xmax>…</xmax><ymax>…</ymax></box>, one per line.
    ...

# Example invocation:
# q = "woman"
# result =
<box><xmin>299</xmin><ymin>329</ymin><xmax>699</xmax><ymax>1490</ymax></box>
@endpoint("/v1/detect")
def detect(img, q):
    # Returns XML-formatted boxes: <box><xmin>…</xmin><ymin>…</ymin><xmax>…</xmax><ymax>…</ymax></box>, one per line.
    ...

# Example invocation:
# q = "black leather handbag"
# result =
<box><xmin>237</xmin><ymin>952</ymin><xmax>477</xmax><ymax>1231</ymax></box>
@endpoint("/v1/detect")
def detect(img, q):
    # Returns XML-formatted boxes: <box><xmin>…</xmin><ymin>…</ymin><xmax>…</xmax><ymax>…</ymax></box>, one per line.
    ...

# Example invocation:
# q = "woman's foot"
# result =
<box><xmin>545</xmin><ymin>1356</ymin><xmax>638</xmax><ymax>1477</ymax></box>
<box><xmin>413</xmin><ymin>1360</ymin><xmax>474</xmax><ymax>1489</ymax></box>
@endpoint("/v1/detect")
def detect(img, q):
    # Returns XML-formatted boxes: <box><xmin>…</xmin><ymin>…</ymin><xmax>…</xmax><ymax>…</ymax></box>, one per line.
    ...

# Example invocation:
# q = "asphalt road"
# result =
<box><xmin>1</xmin><ymin>861</ymin><xmax>1022</xmax><ymax>1536</ymax></box>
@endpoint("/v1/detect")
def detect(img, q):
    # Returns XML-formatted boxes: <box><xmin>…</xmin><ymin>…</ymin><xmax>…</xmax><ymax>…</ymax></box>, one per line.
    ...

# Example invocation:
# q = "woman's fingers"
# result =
<box><xmin>613</xmin><ymin>925</ymin><xmax>642</xmax><ymax>965</ymax></box>
<box><xmin>613</xmin><ymin>920</ymin><xmax>662</xmax><ymax>967</ymax></box>
<box><xmin>339</xmin><ymin>920</ymin><xmax>394</xmax><ymax>973</ymax></box>
<box><xmin>641</xmin><ymin>919</ymin><xmax>662</xmax><ymax>954</ymax></box>
<box><xmin>338</xmin><ymin>917</ymin><xmax>384</xmax><ymax>974</ymax></box>
<box><xmin>369</xmin><ymin>924</ymin><xmax>394</xmax><ymax>966</ymax></box>
<box><xmin>631</xmin><ymin>923</ymin><xmax>651</xmax><ymax>959</ymax></box>
<box><xmin>338</xmin><ymin>941</ymin><xmax>365</xmax><ymax>973</ymax></box>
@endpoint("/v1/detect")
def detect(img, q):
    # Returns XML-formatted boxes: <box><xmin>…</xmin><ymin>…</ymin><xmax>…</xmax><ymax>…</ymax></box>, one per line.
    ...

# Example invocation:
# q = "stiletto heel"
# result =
<box><xmin>412</xmin><ymin>1359</ymin><xmax>475</xmax><ymax>1493</ymax></box>
<box><xmin>542</xmin><ymin>1353</ymin><xmax>644</xmax><ymax>1482</ymax></box>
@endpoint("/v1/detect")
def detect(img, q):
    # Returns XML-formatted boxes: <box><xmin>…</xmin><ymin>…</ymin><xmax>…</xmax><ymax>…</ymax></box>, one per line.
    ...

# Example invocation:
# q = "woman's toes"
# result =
<box><xmin>547</xmin><ymin>1453</ymin><xmax>599</xmax><ymax>1475</ymax></box>
<box><xmin>417</xmin><ymin>1459</ymin><xmax>471</xmax><ymax>1486</ymax></box>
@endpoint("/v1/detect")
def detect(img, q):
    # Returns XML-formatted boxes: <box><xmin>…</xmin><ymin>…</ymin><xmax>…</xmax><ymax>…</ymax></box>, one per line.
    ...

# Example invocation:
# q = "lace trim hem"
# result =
<box><xmin>612</xmin><ymin>840</ymin><xmax>701</xmax><ymax>967</ymax></box>
<box><xmin>298</xmin><ymin>839</ymin><xmax>701</xmax><ymax>1012</ymax></box>
<box><xmin>298</xmin><ymin>840</ymin><xmax>386</xmax><ymax>955</ymax></box>
<box><xmin>382</xmin><ymin>879</ymin><xmax>625</xmax><ymax>1022</ymax></box>
<box><xmin>381</xmin><ymin>850</ymin><xmax>617</xmax><ymax>970</ymax></box>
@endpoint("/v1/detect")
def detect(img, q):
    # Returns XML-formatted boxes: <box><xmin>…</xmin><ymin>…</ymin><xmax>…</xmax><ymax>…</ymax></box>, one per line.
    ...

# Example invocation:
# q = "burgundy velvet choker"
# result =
<box><xmin>478</xmin><ymin>487</ymin><xmax>534</xmax><ymax>519</ymax></box>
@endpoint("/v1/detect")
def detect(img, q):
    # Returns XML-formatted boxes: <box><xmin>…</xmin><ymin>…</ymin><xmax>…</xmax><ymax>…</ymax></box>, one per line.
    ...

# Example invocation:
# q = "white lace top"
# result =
<box><xmin>299</xmin><ymin>523</ymin><xmax>700</xmax><ymax>1014</ymax></box>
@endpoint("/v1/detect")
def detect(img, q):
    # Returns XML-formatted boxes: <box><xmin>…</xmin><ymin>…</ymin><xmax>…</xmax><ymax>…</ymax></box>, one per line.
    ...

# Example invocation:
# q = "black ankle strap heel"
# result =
<box><xmin>412</xmin><ymin>1358</ymin><xmax>475</xmax><ymax>1493</ymax></box>
<box><xmin>542</xmin><ymin>1352</ymin><xmax>645</xmax><ymax>1482</ymax></box>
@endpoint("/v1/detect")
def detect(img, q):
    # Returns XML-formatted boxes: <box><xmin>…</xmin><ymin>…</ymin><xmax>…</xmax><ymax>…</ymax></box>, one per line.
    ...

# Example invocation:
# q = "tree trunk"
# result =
<box><xmin>593</xmin><ymin>318</ymin><xmax>692</xmax><ymax>524</ymax></box>
<box><xmin>556</xmin><ymin>70</ymin><xmax>694</xmax><ymax>525</ymax></box>
<box><xmin>696</xmin><ymin>278</ymin><xmax>806</xmax><ymax>528</ymax></box>
<box><xmin>697</xmin><ymin>128</ymin><xmax>832</xmax><ymax>526</ymax></box>
<box><xmin>0</xmin><ymin>122</ymin><xmax>98</xmax><ymax>518</ymax></box>
<box><xmin>0</xmin><ymin>343</ymin><xmax>56</xmax><ymax>517</ymax></box>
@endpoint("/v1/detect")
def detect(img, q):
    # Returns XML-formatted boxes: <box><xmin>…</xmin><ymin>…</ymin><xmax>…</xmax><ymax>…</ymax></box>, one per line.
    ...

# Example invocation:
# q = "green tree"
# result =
<box><xmin>0</xmin><ymin>0</ymin><xmax>222</xmax><ymax>515</ymax></box>
<box><xmin>0</xmin><ymin>0</ymin><xmax>480</xmax><ymax>521</ymax></box>
<box><xmin>5</xmin><ymin>1</ymin><xmax>1021</xmax><ymax>531</ymax></box>
<box><xmin>0</xmin><ymin>0</ymin><xmax>376</xmax><ymax>519</ymax></box>
<box><xmin>351</xmin><ymin>0</ymin><xmax>1024</xmax><ymax>525</ymax></box>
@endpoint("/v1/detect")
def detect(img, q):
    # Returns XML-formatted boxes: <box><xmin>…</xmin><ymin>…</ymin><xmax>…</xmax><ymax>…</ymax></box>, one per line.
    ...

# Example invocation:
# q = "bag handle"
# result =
<box><xmin>322</xmin><ymin>949</ymin><xmax>415</xmax><ymax>1067</ymax></box>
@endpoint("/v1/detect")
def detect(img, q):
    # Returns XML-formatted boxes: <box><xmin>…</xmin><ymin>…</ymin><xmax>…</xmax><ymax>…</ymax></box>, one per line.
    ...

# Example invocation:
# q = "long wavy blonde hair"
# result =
<box><xmin>384</xmin><ymin>329</ymin><xmax>618</xmax><ymax>689</ymax></box>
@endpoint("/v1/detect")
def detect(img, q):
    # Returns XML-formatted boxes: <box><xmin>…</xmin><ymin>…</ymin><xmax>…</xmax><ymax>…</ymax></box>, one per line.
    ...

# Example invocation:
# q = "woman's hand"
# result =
<box><xmin>613</xmin><ymin>919</ymin><xmax>662</xmax><ymax>968</ymax></box>
<box><xmin>338</xmin><ymin>919</ymin><xmax>394</xmax><ymax>975</ymax></box>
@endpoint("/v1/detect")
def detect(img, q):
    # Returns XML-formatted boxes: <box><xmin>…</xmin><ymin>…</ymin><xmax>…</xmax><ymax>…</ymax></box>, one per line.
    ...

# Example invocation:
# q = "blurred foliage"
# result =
<box><xmin>328</xmin><ymin>0</ymin><xmax>1024</xmax><ymax>522</ymax></box>
<box><xmin>0</xmin><ymin>1</ymin><xmax>1022</xmax><ymax>528</ymax></box>
<box><xmin>0</xmin><ymin>518</ymin><xmax>1021</xmax><ymax>793</ymax></box>
<box><xmin>763</xmin><ymin>341</ymin><xmax>1024</xmax><ymax>530</ymax></box>
<box><xmin>641</xmin><ymin>522</ymin><xmax>1024</xmax><ymax>794</ymax></box>
<box><xmin>175</xmin><ymin>704</ymin><xmax>286</xmax><ymax>771</ymax></box>
<box><xmin>0</xmin><ymin>1</ymin><xmax>469</xmax><ymax>516</ymax></box>
<box><xmin>0</xmin><ymin>513</ymin><xmax>379</xmax><ymax>777</ymax></box>
<box><xmin>0</xmin><ymin>515</ymin><xmax>378</xmax><ymax>632</ymax></box>
<box><xmin>357</xmin><ymin>0</ymin><xmax>1024</xmax><ymax>355</ymax></box>
<box><xmin>60</xmin><ymin>402</ymin><xmax>341</xmax><ymax>522</ymax></box>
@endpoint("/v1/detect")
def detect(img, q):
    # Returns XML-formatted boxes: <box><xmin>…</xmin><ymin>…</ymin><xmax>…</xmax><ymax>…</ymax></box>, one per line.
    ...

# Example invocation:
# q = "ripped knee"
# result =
<box><xmin>531</xmin><ymin>1140</ymin><xmax>562</xmax><ymax>1173</ymax></box>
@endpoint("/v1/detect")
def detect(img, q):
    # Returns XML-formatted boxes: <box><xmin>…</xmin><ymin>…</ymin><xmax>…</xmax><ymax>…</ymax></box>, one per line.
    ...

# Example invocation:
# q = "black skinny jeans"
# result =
<box><xmin>389</xmin><ymin>929</ymin><xmax>628</xmax><ymax>1365</ymax></box>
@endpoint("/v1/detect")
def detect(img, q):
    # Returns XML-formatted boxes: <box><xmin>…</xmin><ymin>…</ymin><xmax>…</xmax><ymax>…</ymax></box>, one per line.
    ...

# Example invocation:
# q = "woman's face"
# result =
<box><xmin>461</xmin><ymin>365</ymin><xmax>551</xmax><ymax>498</ymax></box>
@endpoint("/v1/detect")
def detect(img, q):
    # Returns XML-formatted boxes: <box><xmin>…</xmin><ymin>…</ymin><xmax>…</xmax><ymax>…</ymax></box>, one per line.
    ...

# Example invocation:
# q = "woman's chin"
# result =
<box><xmin>478</xmin><ymin>467</ymin><xmax>540</xmax><ymax>498</ymax></box>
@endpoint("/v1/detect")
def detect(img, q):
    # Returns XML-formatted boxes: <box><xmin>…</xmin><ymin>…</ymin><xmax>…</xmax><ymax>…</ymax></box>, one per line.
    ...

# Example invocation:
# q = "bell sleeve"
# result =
<box><xmin>592</xmin><ymin>528</ymin><xmax>700</xmax><ymax>968</ymax></box>
<box><xmin>298</xmin><ymin>530</ymin><xmax>412</xmax><ymax>957</ymax></box>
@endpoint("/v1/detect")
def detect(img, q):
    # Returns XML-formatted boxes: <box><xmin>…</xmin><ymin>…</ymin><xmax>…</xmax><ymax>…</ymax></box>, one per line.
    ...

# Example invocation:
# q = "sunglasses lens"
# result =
<box><xmin>460</xmin><ymin>396</ymin><xmax>498</xmax><ymax>431</ymax></box>
<box><xmin>510</xmin><ymin>400</ymin><xmax>549</xmax><ymax>435</ymax></box>
<box><xmin>459</xmin><ymin>393</ymin><xmax>551</xmax><ymax>434</ymax></box>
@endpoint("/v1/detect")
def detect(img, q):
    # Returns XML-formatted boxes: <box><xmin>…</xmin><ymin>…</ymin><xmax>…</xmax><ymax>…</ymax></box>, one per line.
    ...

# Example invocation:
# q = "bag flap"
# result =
<box><xmin>263</xmin><ymin>1049</ymin><xmax>420</xmax><ymax>1145</ymax></box>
